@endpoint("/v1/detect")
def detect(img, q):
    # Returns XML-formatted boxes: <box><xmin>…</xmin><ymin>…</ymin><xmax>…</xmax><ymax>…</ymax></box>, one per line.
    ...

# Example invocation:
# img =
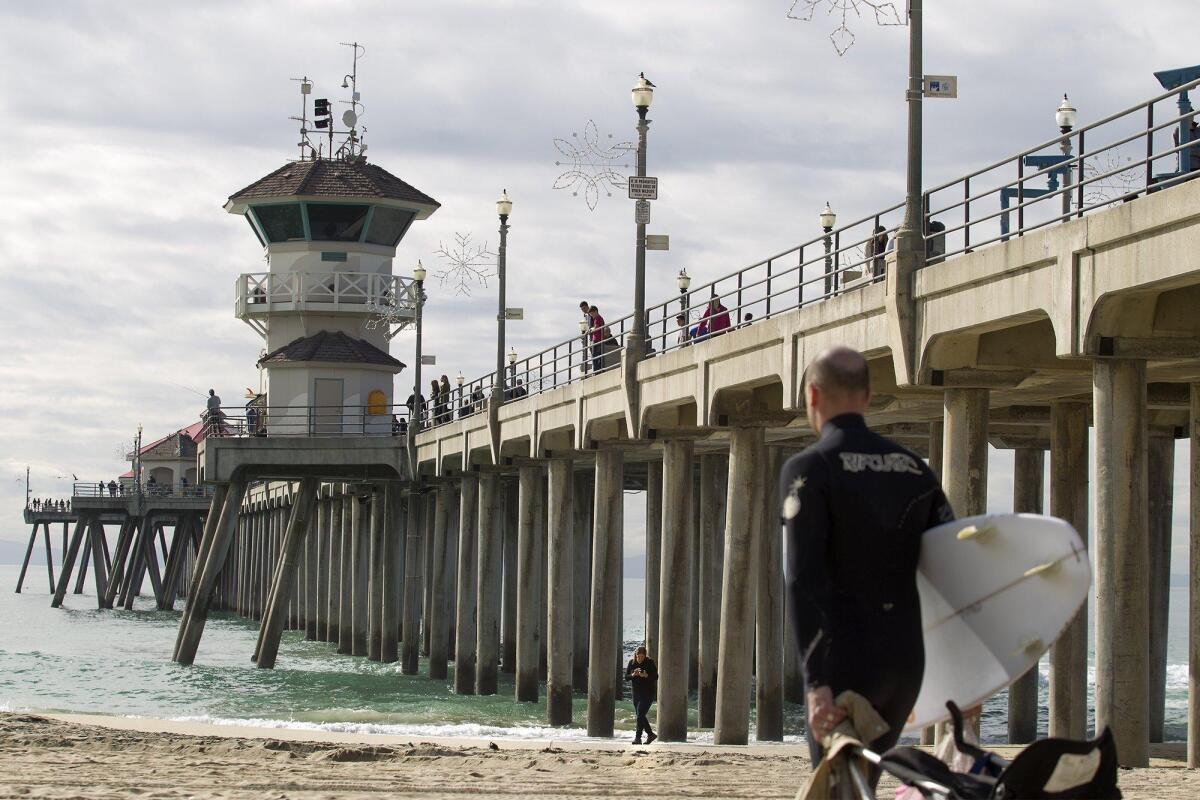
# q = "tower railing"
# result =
<box><xmin>200</xmin><ymin>403</ymin><xmax>410</xmax><ymax>439</ymax></box>
<box><xmin>235</xmin><ymin>271</ymin><xmax>419</xmax><ymax>316</ymax></box>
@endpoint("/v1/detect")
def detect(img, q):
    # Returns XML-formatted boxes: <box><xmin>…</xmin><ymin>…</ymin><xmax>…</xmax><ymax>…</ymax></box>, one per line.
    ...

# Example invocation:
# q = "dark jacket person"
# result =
<box><xmin>624</xmin><ymin>646</ymin><xmax>658</xmax><ymax>745</ymax></box>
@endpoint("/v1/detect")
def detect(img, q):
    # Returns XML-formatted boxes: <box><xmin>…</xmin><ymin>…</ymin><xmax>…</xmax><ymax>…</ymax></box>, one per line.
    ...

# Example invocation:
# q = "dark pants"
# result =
<box><xmin>591</xmin><ymin>342</ymin><xmax>604</xmax><ymax>373</ymax></box>
<box><xmin>633</xmin><ymin>698</ymin><xmax>655</xmax><ymax>739</ymax></box>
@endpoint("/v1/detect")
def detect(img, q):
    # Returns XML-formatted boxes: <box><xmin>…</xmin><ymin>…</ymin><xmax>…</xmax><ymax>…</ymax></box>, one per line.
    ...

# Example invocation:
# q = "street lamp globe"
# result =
<box><xmin>1056</xmin><ymin>94</ymin><xmax>1077</xmax><ymax>134</ymax></box>
<box><xmin>508</xmin><ymin>347</ymin><xmax>517</xmax><ymax>366</ymax></box>
<box><xmin>578</xmin><ymin>319</ymin><xmax>589</xmax><ymax>334</ymax></box>
<box><xmin>413</xmin><ymin>259</ymin><xmax>427</xmax><ymax>283</ymax></box>
<box><xmin>497</xmin><ymin>189</ymin><xmax>513</xmax><ymax>218</ymax></box>
<box><xmin>819</xmin><ymin>202</ymin><xmax>837</xmax><ymax>231</ymax></box>
<box><xmin>632</xmin><ymin>75</ymin><xmax>654</xmax><ymax>109</ymax></box>
<box><xmin>456</xmin><ymin>372</ymin><xmax>464</xmax><ymax>387</ymax></box>
<box><xmin>677</xmin><ymin>268</ymin><xmax>691</xmax><ymax>292</ymax></box>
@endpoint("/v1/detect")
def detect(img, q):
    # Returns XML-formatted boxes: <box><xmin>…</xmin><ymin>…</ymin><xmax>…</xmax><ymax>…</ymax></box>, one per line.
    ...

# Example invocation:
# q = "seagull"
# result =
<box><xmin>639</xmin><ymin>72</ymin><xmax>655</xmax><ymax>88</ymax></box>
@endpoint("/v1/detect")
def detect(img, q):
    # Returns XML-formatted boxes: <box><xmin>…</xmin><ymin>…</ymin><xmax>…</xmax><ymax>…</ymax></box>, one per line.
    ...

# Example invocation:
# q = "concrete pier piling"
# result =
<box><xmin>1094</xmin><ymin>358</ymin><xmax>1150</xmax><ymax>767</ymax></box>
<box><xmin>755</xmin><ymin>447</ymin><xmax>784</xmax><ymax>742</ymax></box>
<box><xmin>338</xmin><ymin>493</ymin><xmax>354</xmax><ymax>655</ymax></box>
<box><xmin>501</xmin><ymin>485</ymin><xmax>518</xmax><ymax>674</ymax></box>
<box><xmin>1008</xmin><ymin>447</ymin><xmax>1044</xmax><ymax>743</ymax></box>
<box><xmin>476</xmin><ymin>473</ymin><xmax>504</xmax><ymax>695</ymax></box>
<box><xmin>516</xmin><ymin>464</ymin><xmax>544</xmax><ymax>702</ymax></box>
<box><xmin>352</xmin><ymin>492</ymin><xmax>370</xmax><ymax>656</ymax></box>
<box><xmin>326</xmin><ymin>491</ymin><xmax>344</xmax><ymax>645</ymax></box>
<box><xmin>175</xmin><ymin>480</ymin><xmax>245</xmax><ymax>666</ymax></box>
<box><xmin>257</xmin><ymin>478</ymin><xmax>319</xmax><ymax>669</ymax></box>
<box><xmin>546</xmin><ymin>457</ymin><xmax>574</xmax><ymax>726</ymax></box>
<box><xmin>587</xmin><ymin>448</ymin><xmax>623</xmax><ymax>738</ymax></box>
<box><xmin>658</xmin><ymin>440</ymin><xmax>694</xmax><ymax>741</ymax></box>
<box><xmin>455</xmin><ymin>474</ymin><xmax>479</xmax><ymax>694</ymax></box>
<box><xmin>714</xmin><ymin>427</ymin><xmax>765</xmax><ymax>746</ymax></box>
<box><xmin>382</xmin><ymin>484</ymin><xmax>403</xmax><ymax>664</ymax></box>
<box><xmin>1148</xmin><ymin>432</ymin><xmax>1174</xmax><ymax>743</ymax></box>
<box><xmin>428</xmin><ymin>484</ymin><xmax>453</xmax><ymax>678</ymax></box>
<box><xmin>644</xmin><ymin>459</ymin><xmax>663</xmax><ymax>662</ymax></box>
<box><xmin>698</xmin><ymin>454</ymin><xmax>727</xmax><ymax>728</ymax></box>
<box><xmin>572</xmin><ymin>469</ymin><xmax>593</xmax><ymax>693</ymax></box>
<box><xmin>1189</xmin><ymin>384</ymin><xmax>1199</xmax><ymax>770</ymax></box>
<box><xmin>367</xmin><ymin>488</ymin><xmax>386</xmax><ymax>660</ymax></box>
<box><xmin>402</xmin><ymin>486</ymin><xmax>425</xmax><ymax>674</ymax></box>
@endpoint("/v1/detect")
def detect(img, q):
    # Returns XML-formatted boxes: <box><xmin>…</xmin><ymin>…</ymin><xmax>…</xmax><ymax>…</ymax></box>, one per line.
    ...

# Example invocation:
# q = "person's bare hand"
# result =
<box><xmin>806</xmin><ymin>686</ymin><xmax>847</xmax><ymax>741</ymax></box>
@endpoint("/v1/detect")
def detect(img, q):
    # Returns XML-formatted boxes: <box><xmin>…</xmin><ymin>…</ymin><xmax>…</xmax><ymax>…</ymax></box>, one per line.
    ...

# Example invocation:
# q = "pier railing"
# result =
<box><xmin>446</xmin><ymin>76</ymin><xmax>1200</xmax><ymax>407</ymax></box>
<box><xmin>73</xmin><ymin>481</ymin><xmax>215</xmax><ymax>499</ymax></box>
<box><xmin>201</xmin><ymin>403</ymin><xmax>410</xmax><ymax>438</ymax></box>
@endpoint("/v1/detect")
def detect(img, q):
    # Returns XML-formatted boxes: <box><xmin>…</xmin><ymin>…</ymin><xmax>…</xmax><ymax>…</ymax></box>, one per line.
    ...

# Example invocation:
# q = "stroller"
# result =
<box><xmin>834</xmin><ymin>702</ymin><xmax>1121</xmax><ymax>799</ymax></box>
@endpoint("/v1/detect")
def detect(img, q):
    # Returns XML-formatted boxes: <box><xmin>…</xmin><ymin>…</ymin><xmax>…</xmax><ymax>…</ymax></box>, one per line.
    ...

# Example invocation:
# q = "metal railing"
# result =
<box><xmin>434</xmin><ymin>77</ymin><xmax>1200</xmax><ymax>419</ymax></box>
<box><xmin>201</xmin><ymin>403</ymin><xmax>410</xmax><ymax>438</ymax></box>
<box><xmin>235</xmin><ymin>271</ymin><xmax>419</xmax><ymax>316</ymax></box>
<box><xmin>73</xmin><ymin>481</ymin><xmax>215</xmax><ymax>499</ymax></box>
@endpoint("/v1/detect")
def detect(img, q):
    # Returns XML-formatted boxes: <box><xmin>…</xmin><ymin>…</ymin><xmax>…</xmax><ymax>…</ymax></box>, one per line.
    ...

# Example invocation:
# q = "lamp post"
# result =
<box><xmin>507</xmin><ymin>347</ymin><xmax>517</xmax><ymax>396</ymax></box>
<box><xmin>407</xmin><ymin>261</ymin><xmax>427</xmax><ymax>473</ymax></box>
<box><xmin>820</xmin><ymin>202</ymin><xmax>837</xmax><ymax>297</ymax></box>
<box><xmin>494</xmin><ymin>190</ymin><xmax>513</xmax><ymax>411</ymax></box>
<box><xmin>893</xmin><ymin>0</ymin><xmax>924</xmax><ymax>267</ymax></box>
<box><xmin>1056</xmin><ymin>94</ymin><xmax>1077</xmax><ymax>217</ymax></box>
<box><xmin>578</xmin><ymin>318</ymin><xmax>590</xmax><ymax>376</ymax></box>
<box><xmin>676</xmin><ymin>268</ymin><xmax>691</xmax><ymax>316</ymax></box>
<box><xmin>630</xmin><ymin>74</ymin><xmax>655</xmax><ymax>359</ymax></box>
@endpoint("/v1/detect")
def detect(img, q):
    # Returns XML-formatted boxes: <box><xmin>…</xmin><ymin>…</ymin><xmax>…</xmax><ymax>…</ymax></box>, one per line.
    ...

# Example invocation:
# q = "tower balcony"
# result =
<box><xmin>235</xmin><ymin>271</ymin><xmax>418</xmax><ymax>338</ymax></box>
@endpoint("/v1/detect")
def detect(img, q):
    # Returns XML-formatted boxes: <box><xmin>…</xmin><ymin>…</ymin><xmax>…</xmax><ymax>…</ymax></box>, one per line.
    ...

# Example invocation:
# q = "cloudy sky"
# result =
<box><xmin>0</xmin><ymin>0</ymin><xmax>1194</xmax><ymax>570</ymax></box>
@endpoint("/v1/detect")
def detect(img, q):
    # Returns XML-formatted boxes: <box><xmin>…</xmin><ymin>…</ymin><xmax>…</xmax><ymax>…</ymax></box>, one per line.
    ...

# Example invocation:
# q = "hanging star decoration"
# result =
<box><xmin>786</xmin><ymin>0</ymin><xmax>904</xmax><ymax>56</ymax></box>
<box><xmin>434</xmin><ymin>233</ymin><xmax>496</xmax><ymax>296</ymax></box>
<box><xmin>553</xmin><ymin>119</ymin><xmax>635</xmax><ymax>210</ymax></box>
<box><xmin>365</xmin><ymin>282</ymin><xmax>420</xmax><ymax>337</ymax></box>
<box><xmin>1082</xmin><ymin>150</ymin><xmax>1143</xmax><ymax>208</ymax></box>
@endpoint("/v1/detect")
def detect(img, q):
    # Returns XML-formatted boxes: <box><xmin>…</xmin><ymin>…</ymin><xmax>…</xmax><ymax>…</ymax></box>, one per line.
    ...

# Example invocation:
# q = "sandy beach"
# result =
<box><xmin>0</xmin><ymin>712</ymin><xmax>1193</xmax><ymax>799</ymax></box>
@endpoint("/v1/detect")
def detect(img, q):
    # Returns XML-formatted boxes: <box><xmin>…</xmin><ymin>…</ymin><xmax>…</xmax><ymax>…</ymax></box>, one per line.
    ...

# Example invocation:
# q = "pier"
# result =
<box><xmin>31</xmin><ymin>67</ymin><xmax>1200</xmax><ymax>770</ymax></box>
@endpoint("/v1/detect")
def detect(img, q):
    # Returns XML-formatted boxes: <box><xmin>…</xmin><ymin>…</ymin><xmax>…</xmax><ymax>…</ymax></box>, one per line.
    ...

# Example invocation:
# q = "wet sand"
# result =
<box><xmin>0</xmin><ymin>712</ymin><xmax>1195</xmax><ymax>798</ymax></box>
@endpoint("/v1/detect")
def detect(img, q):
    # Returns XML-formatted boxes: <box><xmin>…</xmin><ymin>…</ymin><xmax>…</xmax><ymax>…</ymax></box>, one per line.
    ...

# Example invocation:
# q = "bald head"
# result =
<box><xmin>802</xmin><ymin>346</ymin><xmax>871</xmax><ymax>432</ymax></box>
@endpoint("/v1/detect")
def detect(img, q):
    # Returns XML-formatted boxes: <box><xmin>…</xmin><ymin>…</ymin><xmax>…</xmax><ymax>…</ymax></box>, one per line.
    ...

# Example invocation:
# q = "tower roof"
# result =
<box><xmin>228</xmin><ymin>159</ymin><xmax>439</xmax><ymax>209</ymax></box>
<box><xmin>258</xmin><ymin>330</ymin><xmax>405</xmax><ymax>371</ymax></box>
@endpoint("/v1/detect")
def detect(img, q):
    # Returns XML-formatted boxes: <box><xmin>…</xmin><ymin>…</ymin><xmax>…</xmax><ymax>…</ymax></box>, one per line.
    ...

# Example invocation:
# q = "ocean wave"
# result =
<box><xmin>167</xmin><ymin>714</ymin><xmax>804</xmax><ymax>744</ymax></box>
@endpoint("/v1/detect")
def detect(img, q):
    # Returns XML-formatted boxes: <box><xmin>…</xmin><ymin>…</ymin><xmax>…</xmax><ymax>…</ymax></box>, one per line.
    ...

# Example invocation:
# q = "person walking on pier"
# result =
<box><xmin>781</xmin><ymin>346</ymin><xmax>953</xmax><ymax>779</ymax></box>
<box><xmin>625</xmin><ymin>645</ymin><xmax>658</xmax><ymax>745</ymax></box>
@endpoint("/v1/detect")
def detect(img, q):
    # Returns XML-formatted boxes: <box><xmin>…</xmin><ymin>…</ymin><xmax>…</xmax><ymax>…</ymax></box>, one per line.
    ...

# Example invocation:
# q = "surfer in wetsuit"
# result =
<box><xmin>781</xmin><ymin>346</ymin><xmax>953</xmax><ymax>771</ymax></box>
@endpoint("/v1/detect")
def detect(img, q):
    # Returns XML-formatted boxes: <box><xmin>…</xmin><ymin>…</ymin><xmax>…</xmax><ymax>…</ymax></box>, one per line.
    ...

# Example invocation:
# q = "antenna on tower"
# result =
<box><xmin>289</xmin><ymin>75</ymin><xmax>317</xmax><ymax>160</ymax></box>
<box><xmin>285</xmin><ymin>43</ymin><xmax>368</xmax><ymax>163</ymax></box>
<box><xmin>336</xmin><ymin>41</ymin><xmax>367</xmax><ymax>161</ymax></box>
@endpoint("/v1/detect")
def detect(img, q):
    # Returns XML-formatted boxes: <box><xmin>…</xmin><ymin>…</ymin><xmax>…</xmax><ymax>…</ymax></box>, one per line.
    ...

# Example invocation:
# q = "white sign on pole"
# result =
<box><xmin>644</xmin><ymin>234</ymin><xmax>669</xmax><ymax>251</ymax></box>
<box><xmin>635</xmin><ymin>200</ymin><xmax>651</xmax><ymax>225</ymax></box>
<box><xmin>504</xmin><ymin>307</ymin><xmax>524</xmax><ymax>320</ymax></box>
<box><xmin>627</xmin><ymin>176</ymin><xmax>659</xmax><ymax>200</ymax></box>
<box><xmin>421</xmin><ymin>354</ymin><xmax>436</xmax><ymax>365</ymax></box>
<box><xmin>924</xmin><ymin>75</ymin><xmax>958</xmax><ymax>98</ymax></box>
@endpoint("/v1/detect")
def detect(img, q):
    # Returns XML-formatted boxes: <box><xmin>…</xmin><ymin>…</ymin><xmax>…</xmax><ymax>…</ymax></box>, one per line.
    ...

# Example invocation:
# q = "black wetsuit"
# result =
<box><xmin>781</xmin><ymin>413</ymin><xmax>953</xmax><ymax>764</ymax></box>
<box><xmin>625</xmin><ymin>657</ymin><xmax>658</xmax><ymax>741</ymax></box>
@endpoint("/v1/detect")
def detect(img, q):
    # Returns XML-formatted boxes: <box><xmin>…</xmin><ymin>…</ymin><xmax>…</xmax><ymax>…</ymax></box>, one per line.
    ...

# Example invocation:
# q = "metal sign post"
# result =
<box><xmin>627</xmin><ymin>176</ymin><xmax>659</xmax><ymax>200</ymax></box>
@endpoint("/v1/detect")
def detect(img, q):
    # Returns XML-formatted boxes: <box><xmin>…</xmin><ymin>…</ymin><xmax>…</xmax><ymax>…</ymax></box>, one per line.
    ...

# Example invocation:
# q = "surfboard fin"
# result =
<box><xmin>956</xmin><ymin>523</ymin><xmax>996</xmax><ymax>541</ymax></box>
<box><xmin>1024</xmin><ymin>560</ymin><xmax>1062</xmax><ymax>578</ymax></box>
<box><xmin>1014</xmin><ymin>636</ymin><xmax>1044</xmax><ymax>655</ymax></box>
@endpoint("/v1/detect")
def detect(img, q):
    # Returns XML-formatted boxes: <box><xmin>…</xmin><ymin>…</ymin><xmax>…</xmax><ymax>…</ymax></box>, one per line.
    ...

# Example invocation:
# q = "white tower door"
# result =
<box><xmin>312</xmin><ymin>378</ymin><xmax>344</xmax><ymax>434</ymax></box>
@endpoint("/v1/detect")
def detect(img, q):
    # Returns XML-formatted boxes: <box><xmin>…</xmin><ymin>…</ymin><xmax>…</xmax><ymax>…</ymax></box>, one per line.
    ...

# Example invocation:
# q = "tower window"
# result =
<box><xmin>306</xmin><ymin>203</ymin><xmax>370</xmax><ymax>242</ymax></box>
<box><xmin>251</xmin><ymin>204</ymin><xmax>305</xmax><ymax>242</ymax></box>
<box><xmin>365</xmin><ymin>206</ymin><xmax>416</xmax><ymax>246</ymax></box>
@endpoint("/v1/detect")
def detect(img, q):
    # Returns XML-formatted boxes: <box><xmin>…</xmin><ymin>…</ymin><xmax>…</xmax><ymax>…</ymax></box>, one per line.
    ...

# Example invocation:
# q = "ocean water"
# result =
<box><xmin>0</xmin><ymin>565</ymin><xmax>1190</xmax><ymax>744</ymax></box>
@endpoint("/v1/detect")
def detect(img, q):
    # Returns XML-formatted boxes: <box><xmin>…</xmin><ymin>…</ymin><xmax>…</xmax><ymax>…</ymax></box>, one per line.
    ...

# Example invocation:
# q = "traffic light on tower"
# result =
<box><xmin>313</xmin><ymin>98</ymin><xmax>331</xmax><ymax>128</ymax></box>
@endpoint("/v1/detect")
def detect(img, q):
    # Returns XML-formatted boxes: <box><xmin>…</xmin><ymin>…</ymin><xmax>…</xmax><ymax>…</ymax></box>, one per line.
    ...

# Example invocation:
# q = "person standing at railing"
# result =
<box><xmin>865</xmin><ymin>225</ymin><xmax>889</xmax><ymax>278</ymax></box>
<box><xmin>245</xmin><ymin>404</ymin><xmax>259</xmax><ymax>437</ymax></box>
<box><xmin>107</xmin><ymin>480</ymin><xmax>118</xmax><ymax>497</ymax></box>
<box><xmin>675</xmin><ymin>313</ymin><xmax>691</xmax><ymax>346</ymax></box>
<box><xmin>699</xmin><ymin>296</ymin><xmax>730</xmax><ymax>340</ymax></box>
<box><xmin>588</xmin><ymin>305</ymin><xmax>607</xmax><ymax>373</ymax></box>
<box><xmin>439</xmin><ymin>375</ymin><xmax>452</xmax><ymax>424</ymax></box>
<box><xmin>470</xmin><ymin>384</ymin><xmax>485</xmax><ymax>412</ymax></box>
<box><xmin>429</xmin><ymin>380</ymin><xmax>442</xmax><ymax>425</ymax></box>
<box><xmin>405</xmin><ymin>390</ymin><xmax>426</xmax><ymax>424</ymax></box>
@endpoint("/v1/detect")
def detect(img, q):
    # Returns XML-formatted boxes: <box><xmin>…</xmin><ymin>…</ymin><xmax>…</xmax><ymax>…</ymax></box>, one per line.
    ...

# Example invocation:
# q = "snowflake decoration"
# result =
<box><xmin>553</xmin><ymin>119</ymin><xmax>635</xmax><ymax>210</ymax></box>
<box><xmin>1081</xmin><ymin>150</ymin><xmax>1144</xmax><ymax>208</ymax></box>
<box><xmin>786</xmin><ymin>0</ymin><xmax>904</xmax><ymax>56</ymax></box>
<box><xmin>364</xmin><ymin>296</ymin><xmax>408</xmax><ymax>335</ymax></box>
<box><xmin>435</xmin><ymin>233</ymin><xmax>496</xmax><ymax>296</ymax></box>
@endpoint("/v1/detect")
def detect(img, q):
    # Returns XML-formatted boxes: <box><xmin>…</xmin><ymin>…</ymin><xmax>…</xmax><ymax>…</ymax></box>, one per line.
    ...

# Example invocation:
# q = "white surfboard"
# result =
<box><xmin>904</xmin><ymin>512</ymin><xmax>1090</xmax><ymax>732</ymax></box>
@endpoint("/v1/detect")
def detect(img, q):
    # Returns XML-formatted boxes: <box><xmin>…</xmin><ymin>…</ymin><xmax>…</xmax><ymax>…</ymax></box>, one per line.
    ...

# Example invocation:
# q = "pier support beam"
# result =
<box><xmin>658</xmin><ymin>440</ymin><xmax>694</xmax><ymax>741</ymax></box>
<box><xmin>502</xmin><ymin>486</ymin><xmax>518</xmax><ymax>674</ymax></box>
<box><xmin>429</xmin><ymin>483</ymin><xmax>454</xmax><ymax>678</ymax></box>
<box><xmin>756</xmin><ymin>447</ymin><xmax>784</xmax><ymax>742</ymax></box>
<box><xmin>1188</xmin><ymin>384</ymin><xmax>1200</xmax><ymax>769</ymax></box>
<box><xmin>402</xmin><ymin>486</ymin><xmax>425</xmax><ymax>674</ymax></box>
<box><xmin>1148</xmin><ymin>431</ymin><xmax>1174</xmax><ymax>743</ymax></box>
<box><xmin>454</xmin><ymin>475</ymin><xmax>479</xmax><ymax>694</ymax></box>
<box><xmin>476</xmin><ymin>473</ymin><xmax>504</xmax><ymax>695</ymax></box>
<box><xmin>382</xmin><ymin>484</ymin><xmax>403</xmax><ymax>664</ymax></box>
<box><xmin>338</xmin><ymin>494</ymin><xmax>353</xmax><ymax>654</ymax></box>
<box><xmin>942</xmin><ymin>389</ymin><xmax>989</xmax><ymax>517</ymax></box>
<box><xmin>368</xmin><ymin>488</ymin><xmax>385</xmax><ymax>660</ymax></box>
<box><xmin>572</xmin><ymin>469</ymin><xmax>593</xmax><ymax>692</ymax></box>
<box><xmin>516</xmin><ymin>465</ymin><xmax>545</xmax><ymax>702</ymax></box>
<box><xmin>174</xmin><ymin>480</ymin><xmax>245</xmax><ymax>665</ymax></box>
<box><xmin>1008</xmin><ymin>447</ymin><xmax>1044</xmax><ymax>743</ymax></box>
<box><xmin>327</xmin><ymin>491</ymin><xmax>344</xmax><ymax>644</ymax></box>
<box><xmin>546</xmin><ymin>457</ymin><xmax>574</xmax><ymax>726</ymax></box>
<box><xmin>1049</xmin><ymin>401</ymin><xmax>1089</xmax><ymax>740</ymax></box>
<box><xmin>257</xmin><ymin>478</ymin><xmax>319</xmax><ymax>669</ymax></box>
<box><xmin>352</xmin><ymin>492</ymin><xmax>370</xmax><ymax>656</ymax></box>
<box><xmin>1094</xmin><ymin>358</ymin><xmax>1149</xmax><ymax>767</ymax></box>
<box><xmin>699</xmin><ymin>455</ymin><xmax>727</xmax><ymax>728</ymax></box>
<box><xmin>714</xmin><ymin>427</ymin><xmax>766</xmax><ymax>745</ymax></box>
<box><xmin>587</xmin><ymin>448</ymin><xmax>624</xmax><ymax>737</ymax></box>
<box><xmin>644</xmin><ymin>459</ymin><xmax>663</xmax><ymax>662</ymax></box>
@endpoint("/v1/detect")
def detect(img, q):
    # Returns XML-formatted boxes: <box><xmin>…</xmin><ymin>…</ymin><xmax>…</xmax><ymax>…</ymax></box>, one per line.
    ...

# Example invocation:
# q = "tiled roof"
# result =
<box><xmin>229</xmin><ymin>158</ymin><xmax>439</xmax><ymax>207</ymax></box>
<box><xmin>137</xmin><ymin>421</ymin><xmax>208</xmax><ymax>456</ymax></box>
<box><xmin>258</xmin><ymin>331</ymin><xmax>405</xmax><ymax>370</ymax></box>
